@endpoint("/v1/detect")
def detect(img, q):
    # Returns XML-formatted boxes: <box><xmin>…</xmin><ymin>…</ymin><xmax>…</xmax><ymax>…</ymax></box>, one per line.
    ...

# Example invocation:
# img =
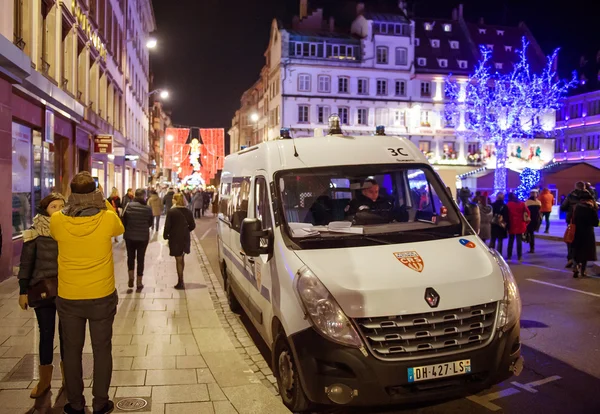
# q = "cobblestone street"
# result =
<box><xmin>0</xmin><ymin>227</ymin><xmax>289</xmax><ymax>414</ymax></box>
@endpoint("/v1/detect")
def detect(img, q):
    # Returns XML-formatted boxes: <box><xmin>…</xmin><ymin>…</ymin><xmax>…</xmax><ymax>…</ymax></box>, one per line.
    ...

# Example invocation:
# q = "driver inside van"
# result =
<box><xmin>345</xmin><ymin>178</ymin><xmax>409</xmax><ymax>224</ymax></box>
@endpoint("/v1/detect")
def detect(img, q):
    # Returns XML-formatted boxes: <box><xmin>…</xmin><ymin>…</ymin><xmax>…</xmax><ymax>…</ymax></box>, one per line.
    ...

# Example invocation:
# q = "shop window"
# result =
<box><xmin>12</xmin><ymin>123</ymin><xmax>33</xmax><ymax>237</ymax></box>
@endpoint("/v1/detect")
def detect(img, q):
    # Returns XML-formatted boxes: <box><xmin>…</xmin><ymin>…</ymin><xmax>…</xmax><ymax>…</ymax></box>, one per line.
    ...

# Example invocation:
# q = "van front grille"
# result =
<box><xmin>354</xmin><ymin>302</ymin><xmax>498</xmax><ymax>361</ymax></box>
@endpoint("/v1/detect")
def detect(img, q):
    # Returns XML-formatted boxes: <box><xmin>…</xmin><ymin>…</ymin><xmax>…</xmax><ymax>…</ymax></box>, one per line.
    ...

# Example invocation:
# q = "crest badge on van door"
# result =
<box><xmin>393</xmin><ymin>251</ymin><xmax>424</xmax><ymax>273</ymax></box>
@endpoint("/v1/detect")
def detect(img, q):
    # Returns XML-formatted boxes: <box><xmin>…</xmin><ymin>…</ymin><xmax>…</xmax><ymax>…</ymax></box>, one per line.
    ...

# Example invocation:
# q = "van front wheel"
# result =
<box><xmin>273</xmin><ymin>332</ymin><xmax>311</xmax><ymax>412</ymax></box>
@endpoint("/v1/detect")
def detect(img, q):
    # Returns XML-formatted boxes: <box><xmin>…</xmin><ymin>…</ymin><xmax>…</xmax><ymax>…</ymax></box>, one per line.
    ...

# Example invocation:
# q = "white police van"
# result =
<box><xmin>216</xmin><ymin>117</ymin><xmax>523</xmax><ymax>412</ymax></box>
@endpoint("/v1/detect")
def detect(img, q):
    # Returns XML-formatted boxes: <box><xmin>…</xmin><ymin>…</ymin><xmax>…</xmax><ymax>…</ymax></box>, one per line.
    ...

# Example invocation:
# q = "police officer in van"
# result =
<box><xmin>346</xmin><ymin>178</ymin><xmax>408</xmax><ymax>224</ymax></box>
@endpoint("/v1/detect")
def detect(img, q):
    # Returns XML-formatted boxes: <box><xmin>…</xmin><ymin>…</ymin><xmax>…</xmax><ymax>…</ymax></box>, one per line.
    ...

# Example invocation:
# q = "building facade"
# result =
<box><xmin>555</xmin><ymin>89</ymin><xmax>600</xmax><ymax>168</ymax></box>
<box><xmin>229</xmin><ymin>2</ymin><xmax>551</xmax><ymax>180</ymax></box>
<box><xmin>0</xmin><ymin>0</ymin><xmax>155</xmax><ymax>279</ymax></box>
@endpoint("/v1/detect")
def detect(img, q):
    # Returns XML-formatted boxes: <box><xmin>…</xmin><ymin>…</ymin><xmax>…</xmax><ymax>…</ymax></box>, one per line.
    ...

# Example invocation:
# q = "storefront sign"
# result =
<box><xmin>44</xmin><ymin>109</ymin><xmax>54</xmax><ymax>144</ymax></box>
<box><xmin>113</xmin><ymin>147</ymin><xmax>125</xmax><ymax>157</ymax></box>
<box><xmin>125</xmin><ymin>155</ymin><xmax>139</xmax><ymax>161</ymax></box>
<box><xmin>71</xmin><ymin>0</ymin><xmax>107</xmax><ymax>59</ymax></box>
<box><xmin>94</xmin><ymin>134</ymin><xmax>113</xmax><ymax>154</ymax></box>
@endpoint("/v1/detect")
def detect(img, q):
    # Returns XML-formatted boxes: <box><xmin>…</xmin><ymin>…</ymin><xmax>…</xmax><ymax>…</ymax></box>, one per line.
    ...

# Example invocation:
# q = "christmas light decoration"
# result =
<box><xmin>515</xmin><ymin>167</ymin><xmax>541</xmax><ymax>201</ymax></box>
<box><xmin>445</xmin><ymin>37</ymin><xmax>577</xmax><ymax>194</ymax></box>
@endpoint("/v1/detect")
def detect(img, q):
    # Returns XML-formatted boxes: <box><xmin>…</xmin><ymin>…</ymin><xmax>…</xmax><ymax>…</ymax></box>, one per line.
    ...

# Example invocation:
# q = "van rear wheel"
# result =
<box><xmin>224</xmin><ymin>273</ymin><xmax>242</xmax><ymax>313</ymax></box>
<box><xmin>273</xmin><ymin>332</ymin><xmax>311</xmax><ymax>412</ymax></box>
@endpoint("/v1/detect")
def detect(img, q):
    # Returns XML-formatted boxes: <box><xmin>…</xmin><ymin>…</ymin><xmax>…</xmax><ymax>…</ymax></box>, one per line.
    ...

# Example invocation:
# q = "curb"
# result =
<box><xmin>537</xmin><ymin>234</ymin><xmax>600</xmax><ymax>246</ymax></box>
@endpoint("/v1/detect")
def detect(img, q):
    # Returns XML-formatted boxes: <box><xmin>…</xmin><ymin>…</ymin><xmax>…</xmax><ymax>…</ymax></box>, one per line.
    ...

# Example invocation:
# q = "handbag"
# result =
<box><xmin>27</xmin><ymin>277</ymin><xmax>58</xmax><ymax>308</ymax></box>
<box><xmin>564</xmin><ymin>207</ymin><xmax>576</xmax><ymax>244</ymax></box>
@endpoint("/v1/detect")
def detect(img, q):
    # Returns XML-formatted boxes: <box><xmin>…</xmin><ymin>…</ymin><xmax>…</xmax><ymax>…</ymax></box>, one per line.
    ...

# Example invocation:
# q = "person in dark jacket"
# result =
<box><xmin>560</xmin><ymin>181</ymin><xmax>585</xmax><ymax>268</ymax></box>
<box><xmin>191</xmin><ymin>190</ymin><xmax>204</xmax><ymax>218</ymax></box>
<box><xmin>202</xmin><ymin>191</ymin><xmax>212</xmax><ymax>216</ymax></box>
<box><xmin>17</xmin><ymin>193</ymin><xmax>66</xmax><ymax>398</ymax></box>
<box><xmin>525</xmin><ymin>191</ymin><xmax>542</xmax><ymax>253</ymax></box>
<box><xmin>163</xmin><ymin>188</ymin><xmax>175</xmax><ymax>213</ymax></box>
<box><xmin>164</xmin><ymin>193</ymin><xmax>196</xmax><ymax>289</ymax></box>
<box><xmin>490</xmin><ymin>192</ymin><xmax>509</xmax><ymax>254</ymax></box>
<box><xmin>478</xmin><ymin>192</ymin><xmax>493</xmax><ymax>243</ymax></box>
<box><xmin>122</xmin><ymin>189</ymin><xmax>153</xmax><ymax>289</ymax></box>
<box><xmin>571</xmin><ymin>191</ymin><xmax>599</xmax><ymax>278</ymax></box>
<box><xmin>459</xmin><ymin>187</ymin><xmax>480</xmax><ymax>235</ymax></box>
<box><xmin>122</xmin><ymin>188</ymin><xmax>134</xmax><ymax>212</ymax></box>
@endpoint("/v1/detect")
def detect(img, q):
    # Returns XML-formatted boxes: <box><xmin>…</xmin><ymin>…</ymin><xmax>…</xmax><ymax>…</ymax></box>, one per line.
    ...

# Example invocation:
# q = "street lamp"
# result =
<box><xmin>250</xmin><ymin>113</ymin><xmax>259</xmax><ymax>123</ymax></box>
<box><xmin>149</xmin><ymin>89</ymin><xmax>169</xmax><ymax>100</ymax></box>
<box><xmin>167</xmin><ymin>134</ymin><xmax>174</xmax><ymax>141</ymax></box>
<box><xmin>146</xmin><ymin>38</ymin><xmax>157</xmax><ymax>49</ymax></box>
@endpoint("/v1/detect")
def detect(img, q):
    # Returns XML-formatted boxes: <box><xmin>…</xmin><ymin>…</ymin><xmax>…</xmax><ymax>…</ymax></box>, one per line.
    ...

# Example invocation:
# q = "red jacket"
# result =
<box><xmin>507</xmin><ymin>201</ymin><xmax>530</xmax><ymax>235</ymax></box>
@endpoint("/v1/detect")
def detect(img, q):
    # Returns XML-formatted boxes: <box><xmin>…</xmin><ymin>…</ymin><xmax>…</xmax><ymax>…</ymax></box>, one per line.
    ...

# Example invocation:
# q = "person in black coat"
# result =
<box><xmin>17</xmin><ymin>193</ymin><xmax>66</xmax><ymax>398</ymax></box>
<box><xmin>571</xmin><ymin>191</ymin><xmax>599</xmax><ymax>278</ymax></box>
<box><xmin>525</xmin><ymin>191</ymin><xmax>542</xmax><ymax>253</ymax></box>
<box><xmin>490</xmin><ymin>192</ymin><xmax>509</xmax><ymax>254</ymax></box>
<box><xmin>561</xmin><ymin>181</ymin><xmax>585</xmax><ymax>268</ymax></box>
<box><xmin>163</xmin><ymin>193</ymin><xmax>196</xmax><ymax>289</ymax></box>
<box><xmin>122</xmin><ymin>189</ymin><xmax>153</xmax><ymax>290</ymax></box>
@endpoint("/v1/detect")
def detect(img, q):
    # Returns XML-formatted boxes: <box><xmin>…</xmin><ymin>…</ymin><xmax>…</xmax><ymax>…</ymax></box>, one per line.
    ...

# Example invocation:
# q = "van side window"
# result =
<box><xmin>255</xmin><ymin>177</ymin><xmax>272</xmax><ymax>230</ymax></box>
<box><xmin>219</xmin><ymin>182</ymin><xmax>231</xmax><ymax>219</ymax></box>
<box><xmin>230</xmin><ymin>176</ymin><xmax>251</xmax><ymax>232</ymax></box>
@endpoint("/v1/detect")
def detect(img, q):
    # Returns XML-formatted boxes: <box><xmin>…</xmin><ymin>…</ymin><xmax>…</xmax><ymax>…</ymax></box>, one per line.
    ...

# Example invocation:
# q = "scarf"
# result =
<box><xmin>63</xmin><ymin>189</ymin><xmax>107</xmax><ymax>217</ymax></box>
<box><xmin>22</xmin><ymin>214</ymin><xmax>52</xmax><ymax>243</ymax></box>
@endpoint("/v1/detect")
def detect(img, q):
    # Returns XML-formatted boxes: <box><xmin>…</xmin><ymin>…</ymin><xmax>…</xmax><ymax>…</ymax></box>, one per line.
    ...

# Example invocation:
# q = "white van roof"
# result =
<box><xmin>223</xmin><ymin>135</ymin><xmax>428</xmax><ymax>178</ymax></box>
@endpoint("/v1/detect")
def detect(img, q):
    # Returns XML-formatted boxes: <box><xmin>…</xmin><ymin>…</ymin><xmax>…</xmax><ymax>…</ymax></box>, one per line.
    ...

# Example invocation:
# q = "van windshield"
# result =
<box><xmin>276</xmin><ymin>164</ymin><xmax>472</xmax><ymax>249</ymax></box>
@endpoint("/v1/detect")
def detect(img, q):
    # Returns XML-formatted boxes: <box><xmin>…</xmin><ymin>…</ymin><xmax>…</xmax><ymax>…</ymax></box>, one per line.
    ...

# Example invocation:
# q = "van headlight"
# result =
<box><xmin>294</xmin><ymin>267</ymin><xmax>363</xmax><ymax>348</ymax></box>
<box><xmin>490</xmin><ymin>250</ymin><xmax>522</xmax><ymax>330</ymax></box>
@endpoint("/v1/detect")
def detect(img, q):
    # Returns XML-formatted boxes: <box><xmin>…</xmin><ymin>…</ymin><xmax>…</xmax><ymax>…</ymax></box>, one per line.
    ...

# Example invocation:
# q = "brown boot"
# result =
<box><xmin>136</xmin><ymin>276</ymin><xmax>144</xmax><ymax>290</ymax></box>
<box><xmin>128</xmin><ymin>270</ymin><xmax>134</xmax><ymax>288</ymax></box>
<box><xmin>30</xmin><ymin>364</ymin><xmax>53</xmax><ymax>398</ymax></box>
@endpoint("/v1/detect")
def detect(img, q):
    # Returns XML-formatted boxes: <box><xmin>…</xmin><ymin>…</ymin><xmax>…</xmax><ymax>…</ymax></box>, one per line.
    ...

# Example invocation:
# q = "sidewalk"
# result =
<box><xmin>0</xmin><ymin>229</ymin><xmax>290</xmax><ymax>413</ymax></box>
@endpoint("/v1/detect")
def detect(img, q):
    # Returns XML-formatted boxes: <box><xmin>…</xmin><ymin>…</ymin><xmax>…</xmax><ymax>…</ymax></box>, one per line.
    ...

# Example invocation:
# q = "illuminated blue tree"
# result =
<box><xmin>445</xmin><ymin>38</ymin><xmax>576</xmax><ymax>194</ymax></box>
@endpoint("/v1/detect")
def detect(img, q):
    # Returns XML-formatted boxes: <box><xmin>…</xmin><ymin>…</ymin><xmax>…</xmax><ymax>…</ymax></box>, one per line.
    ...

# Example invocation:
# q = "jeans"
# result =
<box><xmin>507</xmin><ymin>234</ymin><xmax>523</xmax><ymax>259</ymax></box>
<box><xmin>154</xmin><ymin>215</ymin><xmax>161</xmax><ymax>231</ymax></box>
<box><xmin>56</xmin><ymin>291</ymin><xmax>118</xmax><ymax>412</ymax></box>
<box><xmin>489</xmin><ymin>236</ymin><xmax>504</xmax><ymax>254</ymax></box>
<box><xmin>542</xmin><ymin>212</ymin><xmax>551</xmax><ymax>232</ymax></box>
<box><xmin>526</xmin><ymin>230</ymin><xmax>536</xmax><ymax>252</ymax></box>
<box><xmin>34</xmin><ymin>301</ymin><xmax>64</xmax><ymax>365</ymax></box>
<box><xmin>125</xmin><ymin>239</ymin><xmax>149</xmax><ymax>276</ymax></box>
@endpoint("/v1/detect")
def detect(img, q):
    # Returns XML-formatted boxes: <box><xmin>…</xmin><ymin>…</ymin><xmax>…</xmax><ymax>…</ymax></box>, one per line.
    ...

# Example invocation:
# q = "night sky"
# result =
<box><xmin>150</xmin><ymin>0</ymin><xmax>599</xmax><ymax>134</ymax></box>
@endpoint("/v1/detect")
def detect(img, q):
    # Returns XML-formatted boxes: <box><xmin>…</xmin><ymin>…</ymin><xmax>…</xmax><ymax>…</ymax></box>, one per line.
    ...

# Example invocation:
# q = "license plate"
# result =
<box><xmin>407</xmin><ymin>359</ymin><xmax>471</xmax><ymax>383</ymax></box>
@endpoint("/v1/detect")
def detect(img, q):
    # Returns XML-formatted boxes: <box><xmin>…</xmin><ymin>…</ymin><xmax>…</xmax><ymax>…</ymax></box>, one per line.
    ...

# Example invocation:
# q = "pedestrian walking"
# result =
<box><xmin>506</xmin><ymin>192</ymin><xmax>530</xmax><ymax>261</ymax></box>
<box><xmin>525</xmin><ymin>191</ymin><xmax>542</xmax><ymax>253</ymax></box>
<box><xmin>163</xmin><ymin>193</ymin><xmax>196</xmax><ymax>289</ymax></box>
<box><xmin>18</xmin><ymin>193</ymin><xmax>66</xmax><ymax>398</ymax></box>
<box><xmin>478</xmin><ymin>192</ymin><xmax>493</xmax><ymax>244</ymax></box>
<box><xmin>122</xmin><ymin>188</ymin><xmax>134</xmax><ymax>211</ymax></box>
<box><xmin>212</xmin><ymin>192</ymin><xmax>219</xmax><ymax>217</ymax></box>
<box><xmin>202</xmin><ymin>191</ymin><xmax>212</xmax><ymax>217</ymax></box>
<box><xmin>571</xmin><ymin>190</ymin><xmax>599</xmax><ymax>278</ymax></box>
<box><xmin>163</xmin><ymin>187</ymin><xmax>175</xmax><ymax>213</ymax></box>
<box><xmin>561</xmin><ymin>182</ymin><xmax>585</xmax><ymax>268</ymax></box>
<box><xmin>585</xmin><ymin>182</ymin><xmax>597</xmax><ymax>201</ymax></box>
<box><xmin>459</xmin><ymin>187</ymin><xmax>481</xmax><ymax>235</ymax></box>
<box><xmin>107</xmin><ymin>187</ymin><xmax>122</xmax><ymax>243</ymax></box>
<box><xmin>123</xmin><ymin>189</ymin><xmax>153</xmax><ymax>290</ymax></box>
<box><xmin>539</xmin><ymin>188</ymin><xmax>554</xmax><ymax>233</ymax></box>
<box><xmin>490</xmin><ymin>192</ymin><xmax>509</xmax><ymax>254</ymax></box>
<box><xmin>147</xmin><ymin>190</ymin><xmax>163</xmax><ymax>231</ymax></box>
<box><xmin>192</xmin><ymin>189</ymin><xmax>203</xmax><ymax>219</ymax></box>
<box><xmin>50</xmin><ymin>172</ymin><xmax>123</xmax><ymax>414</ymax></box>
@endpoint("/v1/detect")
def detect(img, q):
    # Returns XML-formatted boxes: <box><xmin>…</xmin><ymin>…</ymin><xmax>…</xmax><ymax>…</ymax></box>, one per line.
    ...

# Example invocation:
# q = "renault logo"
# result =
<box><xmin>424</xmin><ymin>287</ymin><xmax>440</xmax><ymax>308</ymax></box>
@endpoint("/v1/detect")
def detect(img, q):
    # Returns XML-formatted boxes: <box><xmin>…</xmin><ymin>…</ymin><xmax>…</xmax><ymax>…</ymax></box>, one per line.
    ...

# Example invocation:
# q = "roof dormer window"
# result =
<box><xmin>431</xmin><ymin>39</ymin><xmax>440</xmax><ymax>48</ymax></box>
<box><xmin>438</xmin><ymin>58</ymin><xmax>448</xmax><ymax>68</ymax></box>
<box><xmin>424</xmin><ymin>22</ymin><xmax>433</xmax><ymax>31</ymax></box>
<box><xmin>417</xmin><ymin>57</ymin><xmax>427</xmax><ymax>66</ymax></box>
<box><xmin>495</xmin><ymin>63</ymin><xmax>503</xmax><ymax>70</ymax></box>
<box><xmin>443</xmin><ymin>24</ymin><xmax>452</xmax><ymax>32</ymax></box>
<box><xmin>458</xmin><ymin>60</ymin><xmax>468</xmax><ymax>69</ymax></box>
<box><xmin>486</xmin><ymin>44</ymin><xmax>494</xmax><ymax>50</ymax></box>
<box><xmin>504</xmin><ymin>45</ymin><xmax>512</xmax><ymax>52</ymax></box>
<box><xmin>496</xmin><ymin>30</ymin><xmax>505</xmax><ymax>36</ymax></box>
<box><xmin>450</xmin><ymin>40</ymin><xmax>459</xmax><ymax>49</ymax></box>
<box><xmin>478</xmin><ymin>28</ymin><xmax>487</xmax><ymax>34</ymax></box>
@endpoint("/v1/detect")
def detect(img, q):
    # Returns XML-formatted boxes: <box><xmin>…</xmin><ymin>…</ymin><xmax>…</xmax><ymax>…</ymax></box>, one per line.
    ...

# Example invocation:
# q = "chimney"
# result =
<box><xmin>300</xmin><ymin>0</ymin><xmax>308</xmax><ymax>20</ymax></box>
<box><xmin>458</xmin><ymin>4</ymin><xmax>464</xmax><ymax>18</ymax></box>
<box><xmin>329</xmin><ymin>16</ymin><xmax>335</xmax><ymax>32</ymax></box>
<box><xmin>356</xmin><ymin>2</ymin><xmax>365</xmax><ymax>16</ymax></box>
<box><xmin>452</xmin><ymin>8</ymin><xmax>457</xmax><ymax>21</ymax></box>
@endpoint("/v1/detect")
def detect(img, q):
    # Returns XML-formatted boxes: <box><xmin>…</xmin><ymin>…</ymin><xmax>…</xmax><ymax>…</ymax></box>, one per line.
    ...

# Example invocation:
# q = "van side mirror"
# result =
<box><xmin>240</xmin><ymin>218</ymin><xmax>270</xmax><ymax>257</ymax></box>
